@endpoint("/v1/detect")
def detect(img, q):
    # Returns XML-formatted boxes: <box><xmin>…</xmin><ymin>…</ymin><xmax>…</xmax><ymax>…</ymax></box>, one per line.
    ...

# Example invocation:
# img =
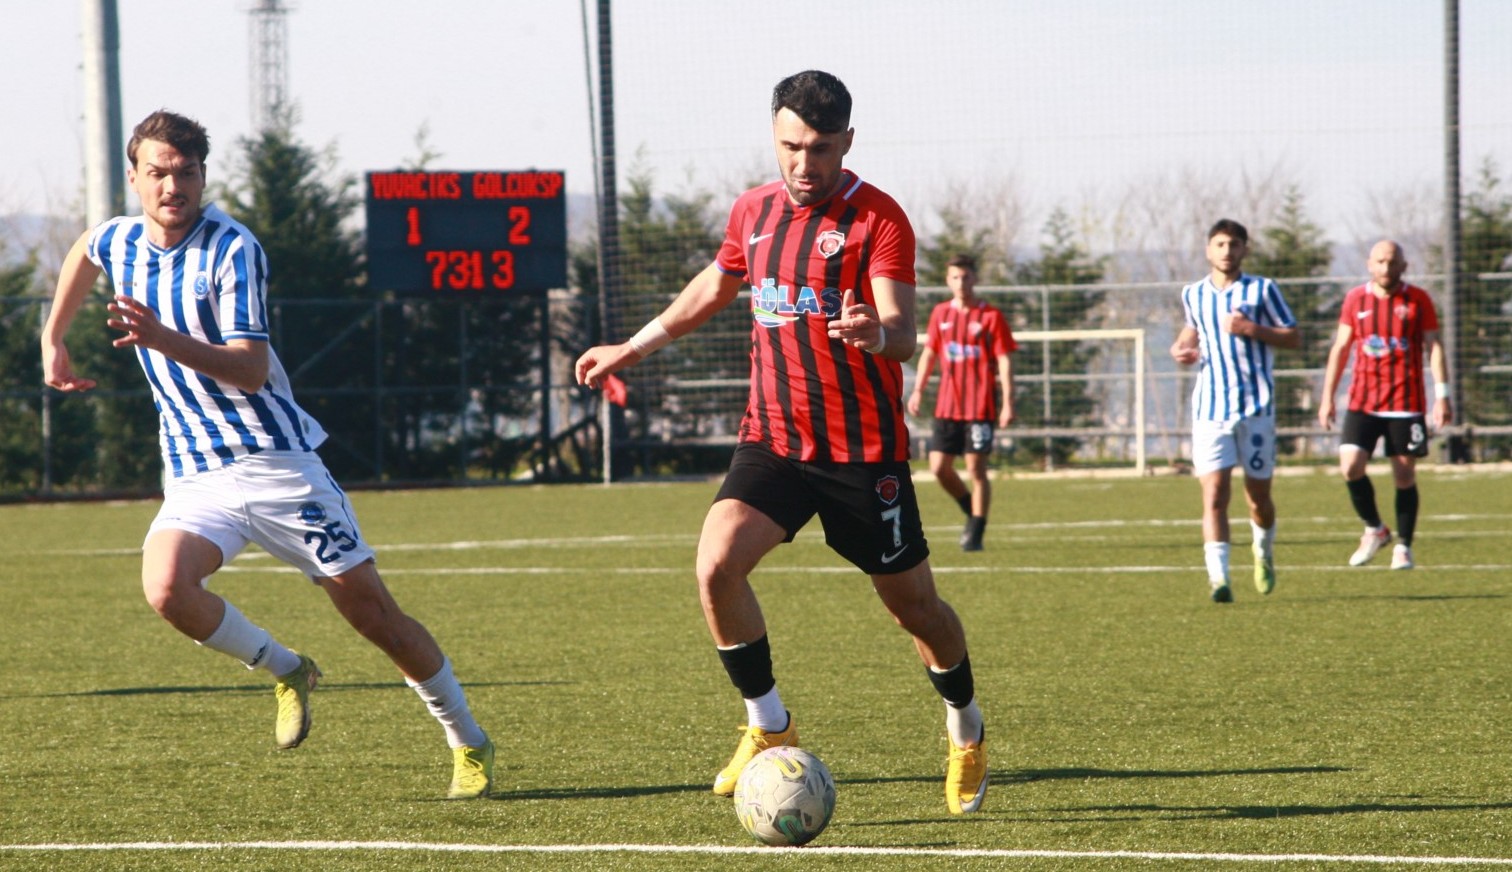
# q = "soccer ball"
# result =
<box><xmin>732</xmin><ymin>746</ymin><xmax>836</xmax><ymax>847</ymax></box>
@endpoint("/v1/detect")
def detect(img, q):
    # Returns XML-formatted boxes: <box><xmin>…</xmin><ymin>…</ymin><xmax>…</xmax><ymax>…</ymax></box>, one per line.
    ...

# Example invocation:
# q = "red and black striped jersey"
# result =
<box><xmin>923</xmin><ymin>298</ymin><xmax>1017</xmax><ymax>421</ymax></box>
<box><xmin>1340</xmin><ymin>283</ymin><xmax>1440</xmax><ymax>414</ymax></box>
<box><xmin>715</xmin><ymin>170</ymin><xmax>916</xmax><ymax>462</ymax></box>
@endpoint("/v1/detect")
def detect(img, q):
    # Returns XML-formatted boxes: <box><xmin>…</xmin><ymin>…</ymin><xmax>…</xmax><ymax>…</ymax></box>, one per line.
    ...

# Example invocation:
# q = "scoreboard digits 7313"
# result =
<box><xmin>364</xmin><ymin>170</ymin><xmax>567</xmax><ymax>295</ymax></box>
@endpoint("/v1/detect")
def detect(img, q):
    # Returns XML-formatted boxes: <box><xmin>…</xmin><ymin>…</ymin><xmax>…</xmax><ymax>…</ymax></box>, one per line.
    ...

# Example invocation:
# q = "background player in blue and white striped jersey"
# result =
<box><xmin>1170</xmin><ymin>219</ymin><xmax>1300</xmax><ymax>603</ymax></box>
<box><xmin>40</xmin><ymin>110</ymin><xmax>494</xmax><ymax>799</ymax></box>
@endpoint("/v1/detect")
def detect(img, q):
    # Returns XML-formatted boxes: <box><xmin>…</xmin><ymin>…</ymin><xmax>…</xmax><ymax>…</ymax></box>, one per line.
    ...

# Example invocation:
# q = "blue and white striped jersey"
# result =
<box><xmin>1180</xmin><ymin>273</ymin><xmax>1297</xmax><ymax>421</ymax></box>
<box><xmin>86</xmin><ymin>204</ymin><xmax>327</xmax><ymax>479</ymax></box>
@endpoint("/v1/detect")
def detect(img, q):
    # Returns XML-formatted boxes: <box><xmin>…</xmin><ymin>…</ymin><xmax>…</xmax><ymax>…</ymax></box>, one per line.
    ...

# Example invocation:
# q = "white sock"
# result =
<box><xmin>1203</xmin><ymin>541</ymin><xmax>1231</xmax><ymax>586</ymax></box>
<box><xmin>197</xmin><ymin>599</ymin><xmax>299</xmax><ymax>676</ymax></box>
<box><xmin>744</xmin><ymin>686</ymin><xmax>788</xmax><ymax>732</ymax></box>
<box><xmin>407</xmin><ymin>658</ymin><xmax>487</xmax><ymax>749</ymax></box>
<box><xmin>1250</xmin><ymin>521</ymin><xmax>1275</xmax><ymax>558</ymax></box>
<box><xmin>945</xmin><ymin>698</ymin><xmax>984</xmax><ymax>748</ymax></box>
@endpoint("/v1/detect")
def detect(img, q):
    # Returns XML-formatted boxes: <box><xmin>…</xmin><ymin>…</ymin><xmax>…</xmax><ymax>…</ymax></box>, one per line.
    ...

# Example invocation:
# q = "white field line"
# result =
<box><xmin>45</xmin><ymin>512</ymin><xmax>1512</xmax><ymax>559</ymax></box>
<box><xmin>209</xmin><ymin>563</ymin><xmax>1512</xmax><ymax>576</ymax></box>
<box><xmin>2</xmin><ymin>840</ymin><xmax>1510</xmax><ymax>865</ymax></box>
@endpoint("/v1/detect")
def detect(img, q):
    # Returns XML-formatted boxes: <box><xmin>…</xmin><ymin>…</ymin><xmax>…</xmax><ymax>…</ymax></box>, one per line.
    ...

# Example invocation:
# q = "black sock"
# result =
<box><xmin>956</xmin><ymin>494</ymin><xmax>972</xmax><ymax>515</ymax></box>
<box><xmin>926</xmin><ymin>652</ymin><xmax>975</xmax><ymax>708</ymax></box>
<box><xmin>1346</xmin><ymin>476</ymin><xmax>1383</xmax><ymax>528</ymax></box>
<box><xmin>715</xmin><ymin>634</ymin><xmax>775</xmax><ymax>699</ymax></box>
<box><xmin>1396</xmin><ymin>485</ymin><xmax>1420</xmax><ymax>546</ymax></box>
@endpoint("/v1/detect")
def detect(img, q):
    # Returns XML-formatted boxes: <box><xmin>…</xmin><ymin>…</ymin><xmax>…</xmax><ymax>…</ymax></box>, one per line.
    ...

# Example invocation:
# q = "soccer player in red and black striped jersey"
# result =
<box><xmin>1318</xmin><ymin>240</ymin><xmax>1452</xmax><ymax>570</ymax></box>
<box><xmin>908</xmin><ymin>254</ymin><xmax>1017</xmax><ymax>552</ymax></box>
<box><xmin>575</xmin><ymin>70</ymin><xmax>988</xmax><ymax>814</ymax></box>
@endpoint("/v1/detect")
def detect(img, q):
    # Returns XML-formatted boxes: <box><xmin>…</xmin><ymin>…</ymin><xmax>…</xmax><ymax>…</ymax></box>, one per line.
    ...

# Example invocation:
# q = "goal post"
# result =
<box><xmin>916</xmin><ymin>327</ymin><xmax>1147</xmax><ymax>475</ymax></box>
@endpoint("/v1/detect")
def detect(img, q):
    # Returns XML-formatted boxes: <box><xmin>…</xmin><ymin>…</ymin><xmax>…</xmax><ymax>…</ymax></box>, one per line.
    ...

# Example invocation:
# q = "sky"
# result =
<box><xmin>5</xmin><ymin>1</ymin><xmax>1511</xmax><ymax>265</ymax></box>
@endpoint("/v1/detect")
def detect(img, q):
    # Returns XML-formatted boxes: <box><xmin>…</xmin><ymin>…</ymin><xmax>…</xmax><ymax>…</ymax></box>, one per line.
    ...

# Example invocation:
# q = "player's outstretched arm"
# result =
<box><xmin>575</xmin><ymin>262</ymin><xmax>744</xmax><ymax>388</ymax></box>
<box><xmin>41</xmin><ymin>232</ymin><xmax>104</xmax><ymax>393</ymax></box>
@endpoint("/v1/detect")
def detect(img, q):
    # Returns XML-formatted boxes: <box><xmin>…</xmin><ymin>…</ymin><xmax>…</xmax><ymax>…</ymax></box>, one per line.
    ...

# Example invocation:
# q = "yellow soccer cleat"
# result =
<box><xmin>1253</xmin><ymin>544</ymin><xmax>1276</xmax><ymax>595</ymax></box>
<box><xmin>447</xmin><ymin>740</ymin><xmax>495</xmax><ymax>800</ymax></box>
<box><xmin>712</xmin><ymin>714</ymin><xmax>798</xmax><ymax>797</ymax></box>
<box><xmin>273</xmin><ymin>653</ymin><xmax>321</xmax><ymax>750</ymax></box>
<box><xmin>945</xmin><ymin>735</ymin><xmax>988</xmax><ymax>814</ymax></box>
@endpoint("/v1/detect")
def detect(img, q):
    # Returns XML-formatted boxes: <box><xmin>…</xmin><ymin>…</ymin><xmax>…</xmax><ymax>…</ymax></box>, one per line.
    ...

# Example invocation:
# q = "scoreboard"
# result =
<box><xmin>364</xmin><ymin>170</ymin><xmax>567</xmax><ymax>295</ymax></box>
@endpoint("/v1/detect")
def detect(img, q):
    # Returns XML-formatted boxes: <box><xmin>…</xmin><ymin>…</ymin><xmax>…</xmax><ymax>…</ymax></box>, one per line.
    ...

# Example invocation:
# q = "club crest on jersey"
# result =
<box><xmin>751</xmin><ymin>277</ymin><xmax>843</xmax><ymax>328</ymax></box>
<box><xmin>297</xmin><ymin>502</ymin><xmax>328</xmax><ymax>525</ymax></box>
<box><xmin>1394</xmin><ymin>303</ymin><xmax>1413</xmax><ymax>320</ymax></box>
<box><xmin>192</xmin><ymin>274</ymin><xmax>211</xmax><ymax>300</ymax></box>
<box><xmin>816</xmin><ymin>230</ymin><xmax>846</xmax><ymax>258</ymax></box>
<box><xmin>875</xmin><ymin>474</ymin><xmax>901</xmax><ymax>506</ymax></box>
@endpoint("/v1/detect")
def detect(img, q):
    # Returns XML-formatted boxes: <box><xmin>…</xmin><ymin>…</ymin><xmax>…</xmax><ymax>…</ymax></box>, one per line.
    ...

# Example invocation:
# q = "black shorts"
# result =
<box><xmin>1341</xmin><ymin>411</ymin><xmax>1430</xmax><ymax>458</ymax></box>
<box><xmin>929</xmin><ymin>419</ymin><xmax>995</xmax><ymax>455</ymax></box>
<box><xmin>714</xmin><ymin>442</ymin><xmax>929</xmax><ymax>575</ymax></box>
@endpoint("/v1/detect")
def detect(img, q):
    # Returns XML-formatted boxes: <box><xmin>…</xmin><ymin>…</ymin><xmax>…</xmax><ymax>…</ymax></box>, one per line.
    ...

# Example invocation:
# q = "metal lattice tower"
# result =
<box><xmin>248</xmin><ymin>0</ymin><xmax>290</xmax><ymax>131</ymax></box>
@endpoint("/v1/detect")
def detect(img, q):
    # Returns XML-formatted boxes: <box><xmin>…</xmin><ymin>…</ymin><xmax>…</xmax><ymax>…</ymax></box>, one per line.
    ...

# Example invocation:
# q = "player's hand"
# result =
<box><xmin>1317</xmin><ymin>396</ymin><xmax>1335</xmax><ymax>430</ymax></box>
<box><xmin>1431</xmin><ymin>397</ymin><xmax>1452</xmax><ymax>431</ymax></box>
<box><xmin>906</xmin><ymin>391</ymin><xmax>922</xmax><ymax>417</ymax></box>
<box><xmin>827</xmin><ymin>289</ymin><xmax>885</xmax><ymax>353</ymax></box>
<box><xmin>41</xmin><ymin>341</ymin><xmax>97</xmax><ymax>392</ymax></box>
<box><xmin>999</xmin><ymin>402</ymin><xmax>1015</xmax><ymax>428</ymax></box>
<box><xmin>1221</xmin><ymin>311</ymin><xmax>1254</xmax><ymax>337</ymax></box>
<box><xmin>1171</xmin><ymin>341</ymin><xmax>1199</xmax><ymax>366</ymax></box>
<box><xmin>574</xmin><ymin>344</ymin><xmax>639</xmax><ymax>389</ymax></box>
<box><xmin>106</xmin><ymin>295</ymin><xmax>169</xmax><ymax>351</ymax></box>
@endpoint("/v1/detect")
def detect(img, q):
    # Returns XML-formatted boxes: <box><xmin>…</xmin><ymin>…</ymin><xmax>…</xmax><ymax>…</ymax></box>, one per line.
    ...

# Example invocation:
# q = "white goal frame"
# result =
<box><xmin>1007</xmin><ymin>328</ymin><xmax>1147</xmax><ymax>475</ymax></box>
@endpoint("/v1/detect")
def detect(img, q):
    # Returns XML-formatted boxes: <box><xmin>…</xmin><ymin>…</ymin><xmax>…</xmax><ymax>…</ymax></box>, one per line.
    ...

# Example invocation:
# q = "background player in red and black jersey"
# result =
<box><xmin>907</xmin><ymin>254</ymin><xmax>1017</xmax><ymax>551</ymax></box>
<box><xmin>1318</xmin><ymin>240</ymin><xmax>1452</xmax><ymax>570</ymax></box>
<box><xmin>576</xmin><ymin>70</ymin><xmax>989</xmax><ymax>815</ymax></box>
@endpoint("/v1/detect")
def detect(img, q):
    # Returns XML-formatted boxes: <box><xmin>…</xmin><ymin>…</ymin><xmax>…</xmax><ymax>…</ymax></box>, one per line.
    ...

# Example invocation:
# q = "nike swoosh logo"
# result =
<box><xmin>748</xmin><ymin>232</ymin><xmax>774</xmax><ymax>245</ymax></box>
<box><xmin>1356</xmin><ymin>311</ymin><xmax>1370</xmax><ymax>319</ymax></box>
<box><xmin>880</xmin><ymin>545</ymin><xmax>910</xmax><ymax>564</ymax></box>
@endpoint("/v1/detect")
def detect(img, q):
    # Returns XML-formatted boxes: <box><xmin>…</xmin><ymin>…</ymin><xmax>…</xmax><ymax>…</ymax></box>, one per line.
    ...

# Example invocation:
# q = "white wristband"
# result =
<box><xmin>1435</xmin><ymin>383</ymin><xmax>1451</xmax><ymax>401</ymax></box>
<box><xmin>864</xmin><ymin>325</ymin><xmax>887</xmax><ymax>355</ymax></box>
<box><xmin>628</xmin><ymin>317</ymin><xmax>672</xmax><ymax>357</ymax></box>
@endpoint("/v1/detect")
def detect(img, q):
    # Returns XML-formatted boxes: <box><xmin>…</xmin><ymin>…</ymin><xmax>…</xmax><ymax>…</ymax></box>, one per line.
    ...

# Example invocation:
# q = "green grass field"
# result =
<box><xmin>2</xmin><ymin>467</ymin><xmax>1510</xmax><ymax>871</ymax></box>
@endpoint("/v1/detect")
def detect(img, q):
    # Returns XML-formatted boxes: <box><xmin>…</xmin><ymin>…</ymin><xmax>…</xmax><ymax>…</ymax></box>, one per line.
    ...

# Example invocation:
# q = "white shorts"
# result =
<box><xmin>147</xmin><ymin>451</ymin><xmax>376</xmax><ymax>580</ymax></box>
<box><xmin>1191</xmin><ymin>415</ymin><xmax>1276</xmax><ymax>479</ymax></box>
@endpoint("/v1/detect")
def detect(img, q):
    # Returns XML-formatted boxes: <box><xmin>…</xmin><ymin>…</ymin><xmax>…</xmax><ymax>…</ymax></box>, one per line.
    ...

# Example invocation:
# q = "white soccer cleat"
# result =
<box><xmin>1348</xmin><ymin>526</ymin><xmax>1392</xmax><ymax>567</ymax></box>
<box><xmin>1390</xmin><ymin>544</ymin><xmax>1414</xmax><ymax>570</ymax></box>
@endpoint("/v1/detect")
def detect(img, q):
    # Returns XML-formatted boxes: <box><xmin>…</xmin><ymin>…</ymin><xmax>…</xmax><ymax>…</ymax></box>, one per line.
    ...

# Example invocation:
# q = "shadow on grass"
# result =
<box><xmin>1056</xmin><ymin>798</ymin><xmax>1512</xmax><ymax>820</ymax></box>
<box><xmin>490</xmin><ymin>782</ymin><xmax>710</xmax><ymax>801</ymax></box>
<box><xmin>485</xmin><ymin>766</ymin><xmax>1350</xmax><ymax>806</ymax></box>
<box><xmin>1012</xmin><ymin>764</ymin><xmax>1349</xmax><ymax>783</ymax></box>
<box><xmin>22</xmin><ymin>680</ymin><xmax>568</xmax><ymax>699</ymax></box>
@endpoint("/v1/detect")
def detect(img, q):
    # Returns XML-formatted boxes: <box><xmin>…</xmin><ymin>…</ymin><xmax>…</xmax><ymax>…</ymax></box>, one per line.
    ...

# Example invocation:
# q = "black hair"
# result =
<box><xmin>771</xmin><ymin>70</ymin><xmax>852</xmax><ymax>134</ymax></box>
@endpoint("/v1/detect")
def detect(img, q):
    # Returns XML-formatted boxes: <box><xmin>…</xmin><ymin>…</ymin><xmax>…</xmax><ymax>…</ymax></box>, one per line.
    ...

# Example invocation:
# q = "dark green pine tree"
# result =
<box><xmin>215</xmin><ymin>115</ymin><xmax>375</xmax><ymax>477</ymax></box>
<box><xmin>595</xmin><ymin>165</ymin><xmax>728</xmax><ymax>474</ymax></box>
<box><xmin>916</xmin><ymin>202</ymin><xmax>1003</xmax><ymax>286</ymax></box>
<box><xmin>1456</xmin><ymin>158</ymin><xmax>1512</xmax><ymax>454</ymax></box>
<box><xmin>3</xmin><ymin>244</ymin><xmax>159</xmax><ymax>494</ymax></box>
<box><xmin>1011</xmin><ymin>207</ymin><xmax>1107</xmax><ymax>467</ymax></box>
<box><xmin>1246</xmin><ymin>185</ymin><xmax>1334</xmax><ymax>447</ymax></box>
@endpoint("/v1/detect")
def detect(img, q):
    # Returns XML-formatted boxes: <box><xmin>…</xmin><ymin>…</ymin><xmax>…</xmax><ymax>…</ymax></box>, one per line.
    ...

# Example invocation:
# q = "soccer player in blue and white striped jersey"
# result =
<box><xmin>41</xmin><ymin>110</ymin><xmax>494</xmax><ymax>798</ymax></box>
<box><xmin>1171</xmin><ymin>219</ymin><xmax>1300</xmax><ymax>603</ymax></box>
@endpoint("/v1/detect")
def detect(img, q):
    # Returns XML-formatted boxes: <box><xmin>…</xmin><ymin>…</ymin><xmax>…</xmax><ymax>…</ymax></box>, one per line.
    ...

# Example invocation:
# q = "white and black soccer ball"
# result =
<box><xmin>732</xmin><ymin>746</ymin><xmax>836</xmax><ymax>847</ymax></box>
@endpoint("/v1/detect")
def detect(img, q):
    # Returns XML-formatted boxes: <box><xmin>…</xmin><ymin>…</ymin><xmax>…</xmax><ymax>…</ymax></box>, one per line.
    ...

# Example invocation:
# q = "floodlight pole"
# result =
<box><xmin>1442</xmin><ymin>0</ymin><xmax>1464</xmax><ymax>459</ymax></box>
<box><xmin>595</xmin><ymin>0</ymin><xmax>621</xmax><ymax>484</ymax></box>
